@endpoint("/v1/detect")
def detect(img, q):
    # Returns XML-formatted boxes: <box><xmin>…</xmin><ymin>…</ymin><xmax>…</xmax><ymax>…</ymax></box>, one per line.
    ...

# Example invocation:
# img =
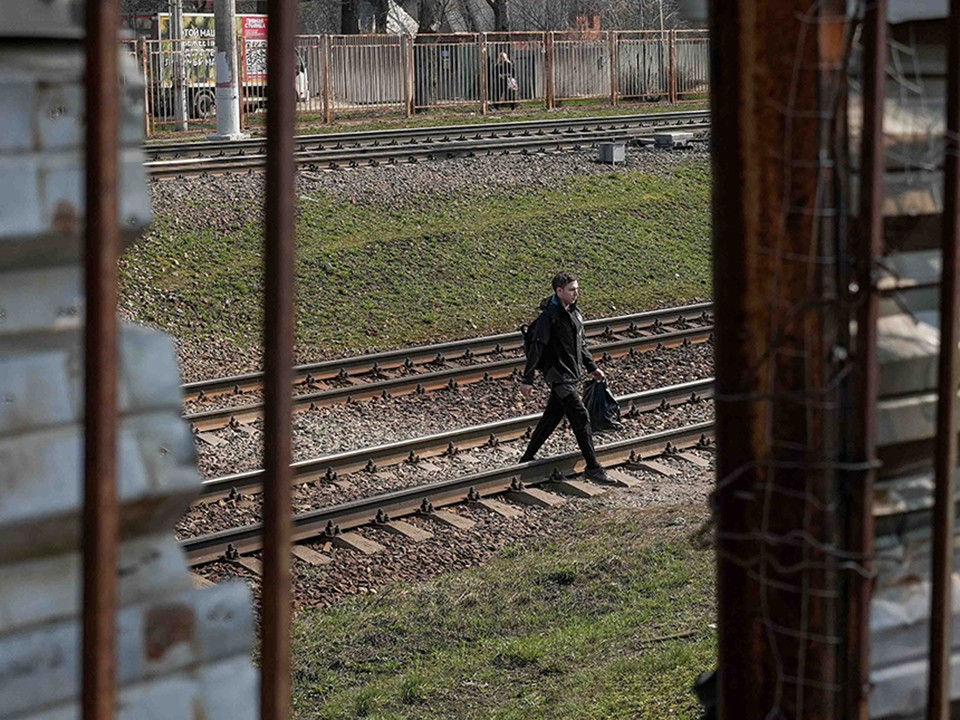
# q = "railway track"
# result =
<box><xmin>197</xmin><ymin>377</ymin><xmax>714</xmax><ymax>503</ymax></box>
<box><xmin>185</xmin><ymin>317</ymin><xmax>714</xmax><ymax>432</ymax></box>
<box><xmin>146</xmin><ymin>111</ymin><xmax>710</xmax><ymax>177</ymax></box>
<box><xmin>183</xmin><ymin>415</ymin><xmax>715</xmax><ymax>567</ymax></box>
<box><xmin>183</xmin><ymin>302</ymin><xmax>713</xmax><ymax>403</ymax></box>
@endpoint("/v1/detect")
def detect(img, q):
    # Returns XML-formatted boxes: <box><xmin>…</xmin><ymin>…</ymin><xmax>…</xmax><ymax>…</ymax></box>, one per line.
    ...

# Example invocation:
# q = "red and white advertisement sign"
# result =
<box><xmin>241</xmin><ymin>16</ymin><xmax>267</xmax><ymax>41</ymax></box>
<box><xmin>241</xmin><ymin>16</ymin><xmax>268</xmax><ymax>80</ymax></box>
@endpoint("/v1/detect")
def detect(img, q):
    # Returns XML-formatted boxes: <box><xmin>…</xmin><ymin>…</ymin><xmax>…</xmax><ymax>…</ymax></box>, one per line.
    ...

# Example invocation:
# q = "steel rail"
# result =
<box><xmin>182</xmin><ymin>302</ymin><xmax>713</xmax><ymax>401</ymax></box>
<box><xmin>146</xmin><ymin>110</ymin><xmax>711</xmax><ymax>160</ymax></box>
<box><xmin>147</xmin><ymin>123</ymin><xmax>711</xmax><ymax>177</ymax></box>
<box><xmin>185</xmin><ymin>324</ymin><xmax>714</xmax><ymax>431</ymax></box>
<box><xmin>198</xmin><ymin>378</ymin><xmax>715</xmax><ymax>502</ymax></box>
<box><xmin>183</xmin><ymin>419</ymin><xmax>715</xmax><ymax>565</ymax></box>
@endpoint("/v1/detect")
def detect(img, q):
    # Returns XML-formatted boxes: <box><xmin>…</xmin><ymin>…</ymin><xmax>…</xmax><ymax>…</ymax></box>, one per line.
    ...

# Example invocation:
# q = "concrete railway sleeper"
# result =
<box><xmin>182</xmin><ymin>302</ymin><xmax>713</xmax><ymax>403</ymax></box>
<box><xmin>196</xmin><ymin>378</ymin><xmax>715</xmax><ymax>504</ymax></box>
<box><xmin>183</xmin><ymin>420</ymin><xmax>715</xmax><ymax>567</ymax></box>
<box><xmin>185</xmin><ymin>324</ymin><xmax>714</xmax><ymax>433</ymax></box>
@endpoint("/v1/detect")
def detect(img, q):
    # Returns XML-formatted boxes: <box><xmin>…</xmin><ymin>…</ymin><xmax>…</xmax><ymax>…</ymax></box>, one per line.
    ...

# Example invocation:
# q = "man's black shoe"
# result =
<box><xmin>584</xmin><ymin>466</ymin><xmax>614</xmax><ymax>484</ymax></box>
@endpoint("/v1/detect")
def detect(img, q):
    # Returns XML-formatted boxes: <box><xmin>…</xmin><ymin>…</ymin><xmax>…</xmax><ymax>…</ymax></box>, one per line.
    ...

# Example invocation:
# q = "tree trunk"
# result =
<box><xmin>419</xmin><ymin>0</ymin><xmax>441</xmax><ymax>33</ymax></box>
<box><xmin>371</xmin><ymin>0</ymin><xmax>389</xmax><ymax>32</ymax></box>
<box><xmin>490</xmin><ymin>0</ymin><xmax>509</xmax><ymax>32</ymax></box>
<box><xmin>340</xmin><ymin>0</ymin><xmax>360</xmax><ymax>33</ymax></box>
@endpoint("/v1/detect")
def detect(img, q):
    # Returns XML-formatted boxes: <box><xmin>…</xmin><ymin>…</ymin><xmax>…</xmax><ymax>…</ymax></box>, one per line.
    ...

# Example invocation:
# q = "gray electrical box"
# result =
<box><xmin>654</xmin><ymin>132</ymin><xmax>695</xmax><ymax>149</ymax></box>
<box><xmin>598</xmin><ymin>141</ymin><xmax>626</xmax><ymax>164</ymax></box>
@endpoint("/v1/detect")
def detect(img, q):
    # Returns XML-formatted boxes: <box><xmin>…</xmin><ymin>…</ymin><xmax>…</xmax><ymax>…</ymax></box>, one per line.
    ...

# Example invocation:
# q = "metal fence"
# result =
<box><xmin>125</xmin><ymin>29</ymin><xmax>709</xmax><ymax>134</ymax></box>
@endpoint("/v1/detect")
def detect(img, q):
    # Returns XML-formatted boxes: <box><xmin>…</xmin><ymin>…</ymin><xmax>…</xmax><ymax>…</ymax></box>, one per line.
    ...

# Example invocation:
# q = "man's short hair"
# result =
<box><xmin>552</xmin><ymin>271</ymin><xmax>578</xmax><ymax>291</ymax></box>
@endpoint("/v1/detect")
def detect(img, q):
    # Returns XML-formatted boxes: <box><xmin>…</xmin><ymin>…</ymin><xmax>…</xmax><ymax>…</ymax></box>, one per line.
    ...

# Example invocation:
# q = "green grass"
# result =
<box><xmin>290</xmin><ymin>505</ymin><xmax>716</xmax><ymax>719</ymax></box>
<box><xmin>145</xmin><ymin>101</ymin><xmax>708</xmax><ymax>143</ymax></box>
<box><xmin>122</xmin><ymin>162</ymin><xmax>711</xmax><ymax>354</ymax></box>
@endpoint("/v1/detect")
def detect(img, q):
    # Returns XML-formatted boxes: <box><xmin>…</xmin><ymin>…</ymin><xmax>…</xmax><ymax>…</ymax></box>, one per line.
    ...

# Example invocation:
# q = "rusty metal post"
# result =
<box><xmin>83</xmin><ymin>1</ymin><xmax>121</xmax><ymax>719</ymax></box>
<box><xmin>668</xmin><ymin>30</ymin><xmax>677</xmax><ymax>104</ymax></box>
<box><xmin>261</xmin><ymin>0</ymin><xmax>296</xmax><ymax>718</ymax></box>
<box><xmin>710</xmin><ymin>1</ymin><xmax>848</xmax><ymax>717</ymax></box>
<box><xmin>545</xmin><ymin>31</ymin><xmax>555</xmax><ymax>110</ymax></box>
<box><xmin>710</xmin><ymin>5</ymin><xmax>763</xmax><ymax>713</ymax></box>
<box><xmin>610</xmin><ymin>31</ymin><xmax>619</xmax><ymax>107</ymax></box>
<box><xmin>479</xmin><ymin>34</ymin><xmax>488</xmax><ymax>115</ymax></box>
<box><xmin>846</xmin><ymin>2</ymin><xmax>886</xmax><ymax>718</ymax></box>
<box><xmin>928</xmin><ymin>0</ymin><xmax>960</xmax><ymax>717</ymax></box>
<box><xmin>139</xmin><ymin>38</ymin><xmax>151</xmax><ymax>137</ymax></box>
<box><xmin>239</xmin><ymin>38</ymin><xmax>248</xmax><ymax>130</ymax></box>
<box><xmin>323</xmin><ymin>34</ymin><xmax>333</xmax><ymax>124</ymax></box>
<box><xmin>402</xmin><ymin>34</ymin><xmax>412</xmax><ymax>118</ymax></box>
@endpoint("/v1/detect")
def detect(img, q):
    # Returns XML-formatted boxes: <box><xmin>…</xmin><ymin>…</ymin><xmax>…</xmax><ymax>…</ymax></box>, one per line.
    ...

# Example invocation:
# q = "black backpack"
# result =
<box><xmin>520</xmin><ymin>298</ymin><xmax>553</xmax><ymax>371</ymax></box>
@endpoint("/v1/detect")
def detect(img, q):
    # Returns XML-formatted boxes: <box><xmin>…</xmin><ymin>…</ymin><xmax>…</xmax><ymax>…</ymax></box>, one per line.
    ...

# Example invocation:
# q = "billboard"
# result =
<box><xmin>140</xmin><ymin>13</ymin><xmax>269</xmax><ymax>86</ymax></box>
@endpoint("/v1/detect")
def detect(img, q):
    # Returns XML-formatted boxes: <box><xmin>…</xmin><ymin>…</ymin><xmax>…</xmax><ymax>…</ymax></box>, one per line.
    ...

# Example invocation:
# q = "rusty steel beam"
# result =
<box><xmin>82</xmin><ymin>1</ymin><xmax>122</xmax><ymax>719</ymax></box>
<box><xmin>709</xmin><ymin>2</ymin><xmax>758</xmax><ymax>712</ymax></box>
<box><xmin>928</xmin><ymin>0</ymin><xmax>960</xmax><ymax>717</ymax></box>
<box><xmin>846</xmin><ymin>2</ymin><xmax>886</xmax><ymax>719</ymax></box>
<box><xmin>711</xmin><ymin>1</ymin><xmax>848</xmax><ymax>718</ymax></box>
<box><xmin>260</xmin><ymin>0</ymin><xmax>297</xmax><ymax>718</ymax></box>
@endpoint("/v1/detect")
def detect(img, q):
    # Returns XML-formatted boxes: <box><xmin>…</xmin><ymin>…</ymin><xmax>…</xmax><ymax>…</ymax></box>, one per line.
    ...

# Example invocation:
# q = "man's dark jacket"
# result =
<box><xmin>522</xmin><ymin>295</ymin><xmax>597</xmax><ymax>386</ymax></box>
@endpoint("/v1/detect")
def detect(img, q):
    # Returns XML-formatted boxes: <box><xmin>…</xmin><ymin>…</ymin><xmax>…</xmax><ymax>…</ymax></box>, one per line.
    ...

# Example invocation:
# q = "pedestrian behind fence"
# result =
<box><xmin>518</xmin><ymin>271</ymin><xmax>613</xmax><ymax>483</ymax></box>
<box><xmin>494</xmin><ymin>51</ymin><xmax>518</xmax><ymax>110</ymax></box>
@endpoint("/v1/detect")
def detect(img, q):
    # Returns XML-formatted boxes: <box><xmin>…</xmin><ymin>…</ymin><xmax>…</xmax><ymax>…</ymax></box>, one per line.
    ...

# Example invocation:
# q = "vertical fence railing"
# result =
<box><xmin>845</xmin><ymin>1</ymin><xmax>886</xmax><ymax>718</ymax></box>
<box><xmin>672</xmin><ymin>29</ymin><xmax>710</xmax><ymax>102</ymax></box>
<box><xmin>929</xmin><ymin>0</ymin><xmax>960</xmax><ymax>717</ymax></box>
<box><xmin>260</xmin><ymin>0</ymin><xmax>296</xmax><ymax>717</ymax></box>
<box><xmin>328</xmin><ymin>34</ymin><xmax>405</xmax><ymax>121</ymax></box>
<box><xmin>615</xmin><ymin>31</ymin><xmax>670</xmax><ymax>102</ymax></box>
<box><xmin>83</xmin><ymin>1</ymin><xmax>121</xmax><ymax>719</ymax></box>
<box><xmin>551</xmin><ymin>30</ymin><xmax>611</xmax><ymax>102</ymax></box>
<box><xmin>412</xmin><ymin>34</ymin><xmax>482</xmax><ymax>111</ymax></box>
<box><xmin>295</xmin><ymin>35</ymin><xmax>325</xmax><ymax>117</ymax></box>
<box><xmin>483</xmin><ymin>32</ymin><xmax>547</xmax><ymax>109</ymax></box>
<box><xmin>129</xmin><ymin>29</ymin><xmax>709</xmax><ymax>135</ymax></box>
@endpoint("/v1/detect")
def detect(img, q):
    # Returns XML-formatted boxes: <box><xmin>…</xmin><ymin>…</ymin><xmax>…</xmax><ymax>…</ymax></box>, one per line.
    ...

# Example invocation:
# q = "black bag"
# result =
<box><xmin>520</xmin><ymin>299</ymin><xmax>552</xmax><ymax>372</ymax></box>
<box><xmin>582</xmin><ymin>379</ymin><xmax>624</xmax><ymax>433</ymax></box>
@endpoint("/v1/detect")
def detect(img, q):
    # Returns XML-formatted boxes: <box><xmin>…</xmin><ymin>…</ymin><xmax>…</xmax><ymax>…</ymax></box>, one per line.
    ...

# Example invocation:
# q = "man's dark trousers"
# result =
<box><xmin>523</xmin><ymin>382</ymin><xmax>599</xmax><ymax>468</ymax></box>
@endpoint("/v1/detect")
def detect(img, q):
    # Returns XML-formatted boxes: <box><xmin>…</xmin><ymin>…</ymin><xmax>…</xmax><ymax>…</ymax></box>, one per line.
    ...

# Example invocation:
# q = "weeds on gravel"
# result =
<box><xmin>290</xmin><ymin>505</ymin><xmax>715</xmax><ymax>720</ymax></box>
<box><xmin>123</xmin><ymin>162</ymin><xmax>711</xmax><ymax>356</ymax></box>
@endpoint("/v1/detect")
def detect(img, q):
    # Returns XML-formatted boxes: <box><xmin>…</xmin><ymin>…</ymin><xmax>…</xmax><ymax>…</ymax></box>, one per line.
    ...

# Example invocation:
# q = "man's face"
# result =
<box><xmin>556</xmin><ymin>281</ymin><xmax>579</xmax><ymax>306</ymax></box>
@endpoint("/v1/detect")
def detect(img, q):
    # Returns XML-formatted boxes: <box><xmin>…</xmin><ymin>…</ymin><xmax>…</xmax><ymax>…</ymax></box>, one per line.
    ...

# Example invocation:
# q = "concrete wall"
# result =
<box><xmin>0</xmin><ymin>4</ymin><xmax>258</xmax><ymax>718</ymax></box>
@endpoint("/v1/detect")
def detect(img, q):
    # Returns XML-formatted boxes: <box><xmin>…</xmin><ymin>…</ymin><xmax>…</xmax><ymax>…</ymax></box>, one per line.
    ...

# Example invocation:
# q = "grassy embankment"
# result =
<box><xmin>291</xmin><ymin>505</ymin><xmax>715</xmax><ymax>720</ymax></box>
<box><xmin>122</xmin><ymin>162</ymin><xmax>711</xmax><ymax>355</ymax></box>
<box><xmin>125</xmin><ymin>159</ymin><xmax>716</xmax><ymax>717</ymax></box>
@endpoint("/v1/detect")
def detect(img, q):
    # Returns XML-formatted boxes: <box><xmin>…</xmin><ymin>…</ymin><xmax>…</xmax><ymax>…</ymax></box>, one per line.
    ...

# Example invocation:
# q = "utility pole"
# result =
<box><xmin>210</xmin><ymin>0</ymin><xmax>246</xmax><ymax>139</ymax></box>
<box><xmin>170</xmin><ymin>0</ymin><xmax>188</xmax><ymax>131</ymax></box>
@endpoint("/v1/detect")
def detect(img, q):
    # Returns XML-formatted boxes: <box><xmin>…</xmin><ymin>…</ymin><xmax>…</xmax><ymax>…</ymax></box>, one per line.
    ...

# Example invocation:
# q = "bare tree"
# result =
<box><xmin>485</xmin><ymin>0</ymin><xmax>509</xmax><ymax>31</ymax></box>
<box><xmin>418</xmin><ymin>0</ymin><xmax>443</xmax><ymax>32</ymax></box>
<box><xmin>370</xmin><ymin>0</ymin><xmax>390</xmax><ymax>32</ymax></box>
<box><xmin>340</xmin><ymin>0</ymin><xmax>361</xmax><ymax>32</ymax></box>
<box><xmin>300</xmin><ymin>0</ymin><xmax>343</xmax><ymax>34</ymax></box>
<box><xmin>509</xmin><ymin>0</ymin><xmax>685</xmax><ymax>31</ymax></box>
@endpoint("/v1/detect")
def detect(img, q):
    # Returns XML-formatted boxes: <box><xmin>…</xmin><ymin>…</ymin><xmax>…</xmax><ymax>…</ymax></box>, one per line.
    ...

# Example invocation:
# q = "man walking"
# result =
<box><xmin>519</xmin><ymin>272</ymin><xmax>612</xmax><ymax>483</ymax></box>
